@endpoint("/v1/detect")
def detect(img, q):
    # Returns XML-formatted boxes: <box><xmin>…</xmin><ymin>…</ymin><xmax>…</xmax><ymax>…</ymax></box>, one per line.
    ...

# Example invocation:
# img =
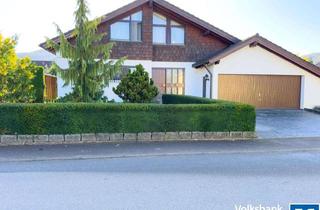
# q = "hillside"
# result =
<box><xmin>17</xmin><ymin>49</ymin><xmax>57</xmax><ymax>61</ymax></box>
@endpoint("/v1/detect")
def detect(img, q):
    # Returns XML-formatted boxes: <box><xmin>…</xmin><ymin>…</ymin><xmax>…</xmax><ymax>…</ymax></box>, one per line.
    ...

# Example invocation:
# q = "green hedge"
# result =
<box><xmin>314</xmin><ymin>106</ymin><xmax>320</xmax><ymax>114</ymax></box>
<box><xmin>163</xmin><ymin>94</ymin><xmax>226</xmax><ymax>104</ymax></box>
<box><xmin>0</xmin><ymin>102</ymin><xmax>255</xmax><ymax>135</ymax></box>
<box><xmin>32</xmin><ymin>66</ymin><xmax>45</xmax><ymax>103</ymax></box>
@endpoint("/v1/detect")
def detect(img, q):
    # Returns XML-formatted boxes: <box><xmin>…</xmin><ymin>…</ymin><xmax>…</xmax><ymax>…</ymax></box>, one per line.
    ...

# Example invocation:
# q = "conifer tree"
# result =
<box><xmin>46</xmin><ymin>0</ymin><xmax>124</xmax><ymax>102</ymax></box>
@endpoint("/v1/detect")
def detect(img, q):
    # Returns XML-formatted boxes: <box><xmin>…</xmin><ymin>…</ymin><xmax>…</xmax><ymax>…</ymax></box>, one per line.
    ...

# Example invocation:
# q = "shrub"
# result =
<box><xmin>162</xmin><ymin>94</ymin><xmax>226</xmax><ymax>104</ymax></box>
<box><xmin>32</xmin><ymin>66</ymin><xmax>45</xmax><ymax>103</ymax></box>
<box><xmin>113</xmin><ymin>64</ymin><xmax>159</xmax><ymax>103</ymax></box>
<box><xmin>0</xmin><ymin>102</ymin><xmax>255</xmax><ymax>135</ymax></box>
<box><xmin>56</xmin><ymin>88</ymin><xmax>108</xmax><ymax>103</ymax></box>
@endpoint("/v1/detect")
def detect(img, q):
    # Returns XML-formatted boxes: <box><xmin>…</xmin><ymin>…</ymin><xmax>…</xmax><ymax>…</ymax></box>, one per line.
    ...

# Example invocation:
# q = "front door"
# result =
<box><xmin>152</xmin><ymin>68</ymin><xmax>166</xmax><ymax>94</ymax></box>
<box><xmin>152</xmin><ymin>68</ymin><xmax>185</xmax><ymax>95</ymax></box>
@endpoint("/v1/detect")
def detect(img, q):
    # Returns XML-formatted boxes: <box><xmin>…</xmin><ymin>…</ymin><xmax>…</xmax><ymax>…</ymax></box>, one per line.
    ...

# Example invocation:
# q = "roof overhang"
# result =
<box><xmin>193</xmin><ymin>34</ymin><xmax>320</xmax><ymax>78</ymax></box>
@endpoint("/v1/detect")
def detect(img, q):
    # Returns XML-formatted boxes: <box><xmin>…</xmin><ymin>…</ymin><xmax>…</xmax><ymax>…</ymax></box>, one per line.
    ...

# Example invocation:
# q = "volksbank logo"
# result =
<box><xmin>235</xmin><ymin>204</ymin><xmax>283</xmax><ymax>210</ymax></box>
<box><xmin>290</xmin><ymin>204</ymin><xmax>319</xmax><ymax>210</ymax></box>
<box><xmin>234</xmin><ymin>204</ymin><xmax>320</xmax><ymax>210</ymax></box>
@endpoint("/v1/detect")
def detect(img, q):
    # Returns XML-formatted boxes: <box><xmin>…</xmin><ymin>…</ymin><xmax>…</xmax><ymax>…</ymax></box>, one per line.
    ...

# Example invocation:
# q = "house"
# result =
<box><xmin>17</xmin><ymin>52</ymin><xmax>60</xmax><ymax>101</ymax></box>
<box><xmin>40</xmin><ymin>0</ymin><xmax>320</xmax><ymax>109</ymax></box>
<box><xmin>29</xmin><ymin>61</ymin><xmax>57</xmax><ymax>101</ymax></box>
<box><xmin>18</xmin><ymin>50</ymin><xmax>72</xmax><ymax>98</ymax></box>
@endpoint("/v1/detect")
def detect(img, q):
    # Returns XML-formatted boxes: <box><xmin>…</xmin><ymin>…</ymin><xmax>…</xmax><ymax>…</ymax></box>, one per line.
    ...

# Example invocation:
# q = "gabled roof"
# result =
<box><xmin>193</xmin><ymin>34</ymin><xmax>320</xmax><ymax>78</ymax></box>
<box><xmin>40</xmin><ymin>0</ymin><xmax>240</xmax><ymax>49</ymax></box>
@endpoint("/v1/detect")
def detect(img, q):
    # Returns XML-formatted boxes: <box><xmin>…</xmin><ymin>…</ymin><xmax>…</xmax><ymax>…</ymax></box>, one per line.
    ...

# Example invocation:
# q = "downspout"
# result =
<box><xmin>203</xmin><ymin>65</ymin><xmax>213</xmax><ymax>99</ymax></box>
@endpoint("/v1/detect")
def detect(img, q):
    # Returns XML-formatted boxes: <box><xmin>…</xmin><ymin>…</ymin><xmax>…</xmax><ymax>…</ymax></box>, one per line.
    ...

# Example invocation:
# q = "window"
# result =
<box><xmin>166</xmin><ymin>68</ymin><xmax>184</xmax><ymax>95</ymax></box>
<box><xmin>153</xmin><ymin>13</ymin><xmax>166</xmax><ymax>25</ymax></box>
<box><xmin>152</xmin><ymin>12</ymin><xmax>185</xmax><ymax>45</ymax></box>
<box><xmin>153</xmin><ymin>27</ymin><xmax>166</xmax><ymax>44</ymax></box>
<box><xmin>152</xmin><ymin>68</ymin><xmax>185</xmax><ymax>95</ymax></box>
<box><xmin>153</xmin><ymin>13</ymin><xmax>167</xmax><ymax>44</ymax></box>
<box><xmin>113</xmin><ymin>66</ymin><xmax>135</xmax><ymax>81</ymax></box>
<box><xmin>110</xmin><ymin>11</ymin><xmax>142</xmax><ymax>41</ymax></box>
<box><xmin>111</xmin><ymin>22</ymin><xmax>130</xmax><ymax>41</ymax></box>
<box><xmin>171</xmin><ymin>21</ymin><xmax>185</xmax><ymax>45</ymax></box>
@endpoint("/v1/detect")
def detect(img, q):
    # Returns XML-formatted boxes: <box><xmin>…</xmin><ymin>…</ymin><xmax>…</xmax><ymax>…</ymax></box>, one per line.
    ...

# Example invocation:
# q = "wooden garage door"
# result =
<box><xmin>218</xmin><ymin>74</ymin><xmax>301</xmax><ymax>109</ymax></box>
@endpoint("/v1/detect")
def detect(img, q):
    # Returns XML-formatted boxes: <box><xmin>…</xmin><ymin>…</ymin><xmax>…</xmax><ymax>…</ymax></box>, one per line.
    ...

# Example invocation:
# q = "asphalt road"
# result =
<box><xmin>0</xmin><ymin>139</ymin><xmax>320</xmax><ymax>210</ymax></box>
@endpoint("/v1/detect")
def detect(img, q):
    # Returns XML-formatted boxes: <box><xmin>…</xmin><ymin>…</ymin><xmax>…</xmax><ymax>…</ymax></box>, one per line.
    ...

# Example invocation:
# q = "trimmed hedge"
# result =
<box><xmin>313</xmin><ymin>106</ymin><xmax>320</xmax><ymax>114</ymax></box>
<box><xmin>32</xmin><ymin>66</ymin><xmax>45</xmax><ymax>103</ymax></box>
<box><xmin>163</xmin><ymin>94</ymin><xmax>225</xmax><ymax>104</ymax></box>
<box><xmin>0</xmin><ymin>101</ymin><xmax>255</xmax><ymax>135</ymax></box>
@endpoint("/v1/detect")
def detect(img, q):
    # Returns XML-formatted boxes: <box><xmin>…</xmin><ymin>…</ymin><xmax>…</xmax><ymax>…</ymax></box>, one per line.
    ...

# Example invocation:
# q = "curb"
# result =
<box><xmin>0</xmin><ymin>132</ymin><xmax>257</xmax><ymax>147</ymax></box>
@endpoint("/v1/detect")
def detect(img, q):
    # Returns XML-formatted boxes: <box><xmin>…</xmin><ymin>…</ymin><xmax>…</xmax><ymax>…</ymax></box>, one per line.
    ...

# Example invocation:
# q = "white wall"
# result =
<box><xmin>53</xmin><ymin>56</ymin><xmax>73</xmax><ymax>98</ymax></box>
<box><xmin>104</xmin><ymin>60</ymin><xmax>206</xmax><ymax>102</ymax></box>
<box><xmin>53</xmin><ymin>59</ymin><xmax>206</xmax><ymax>102</ymax></box>
<box><xmin>52</xmin><ymin>45</ymin><xmax>320</xmax><ymax>109</ymax></box>
<box><xmin>151</xmin><ymin>61</ymin><xmax>204</xmax><ymax>97</ymax></box>
<box><xmin>104</xmin><ymin>60</ymin><xmax>152</xmax><ymax>102</ymax></box>
<box><xmin>207</xmin><ymin>45</ymin><xmax>320</xmax><ymax>109</ymax></box>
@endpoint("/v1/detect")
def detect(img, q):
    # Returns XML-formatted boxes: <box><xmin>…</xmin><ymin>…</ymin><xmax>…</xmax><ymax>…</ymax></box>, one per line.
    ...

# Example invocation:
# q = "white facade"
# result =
<box><xmin>102</xmin><ymin>60</ymin><xmax>206</xmax><ymax>102</ymax></box>
<box><xmin>205</xmin><ymin>45</ymin><xmax>320</xmax><ymax>109</ymax></box>
<box><xmin>56</xmin><ymin>59</ymin><xmax>207</xmax><ymax>101</ymax></box>
<box><xmin>55</xmin><ymin>57</ymin><xmax>73</xmax><ymax>98</ymax></box>
<box><xmin>54</xmin><ymin>45</ymin><xmax>320</xmax><ymax>109</ymax></box>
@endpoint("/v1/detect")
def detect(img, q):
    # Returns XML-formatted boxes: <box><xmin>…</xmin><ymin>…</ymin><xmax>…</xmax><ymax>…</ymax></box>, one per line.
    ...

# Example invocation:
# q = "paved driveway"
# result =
<box><xmin>256</xmin><ymin>110</ymin><xmax>320</xmax><ymax>139</ymax></box>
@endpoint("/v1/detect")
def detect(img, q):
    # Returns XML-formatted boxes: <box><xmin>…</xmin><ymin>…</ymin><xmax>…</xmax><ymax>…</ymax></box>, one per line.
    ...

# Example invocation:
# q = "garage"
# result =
<box><xmin>193</xmin><ymin>34</ymin><xmax>320</xmax><ymax>109</ymax></box>
<box><xmin>218</xmin><ymin>74</ymin><xmax>301</xmax><ymax>109</ymax></box>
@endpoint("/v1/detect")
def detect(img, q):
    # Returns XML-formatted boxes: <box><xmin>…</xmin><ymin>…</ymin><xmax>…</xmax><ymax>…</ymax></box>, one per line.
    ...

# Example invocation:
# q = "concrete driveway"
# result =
<box><xmin>256</xmin><ymin>110</ymin><xmax>320</xmax><ymax>139</ymax></box>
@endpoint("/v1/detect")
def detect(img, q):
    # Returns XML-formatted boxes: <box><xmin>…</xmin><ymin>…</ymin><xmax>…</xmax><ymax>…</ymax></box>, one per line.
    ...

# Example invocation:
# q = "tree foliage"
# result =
<box><xmin>46</xmin><ymin>0</ymin><xmax>124</xmax><ymax>102</ymax></box>
<box><xmin>0</xmin><ymin>34</ymin><xmax>17</xmax><ymax>76</ymax></box>
<box><xmin>0</xmin><ymin>34</ymin><xmax>43</xmax><ymax>103</ymax></box>
<box><xmin>301</xmin><ymin>56</ymin><xmax>313</xmax><ymax>64</ymax></box>
<box><xmin>0</xmin><ymin>34</ymin><xmax>18</xmax><ymax>100</ymax></box>
<box><xmin>4</xmin><ymin>60</ymin><xmax>36</xmax><ymax>103</ymax></box>
<box><xmin>113</xmin><ymin>64</ymin><xmax>159</xmax><ymax>103</ymax></box>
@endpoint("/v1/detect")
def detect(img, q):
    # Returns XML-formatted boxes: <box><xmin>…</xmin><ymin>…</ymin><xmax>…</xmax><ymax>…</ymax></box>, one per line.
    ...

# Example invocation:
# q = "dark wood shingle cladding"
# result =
<box><xmin>100</xmin><ymin>2</ymin><xmax>231</xmax><ymax>62</ymax></box>
<box><xmin>106</xmin><ymin>4</ymin><xmax>154</xmax><ymax>60</ymax></box>
<box><xmin>151</xmin><ymin>6</ymin><xmax>229</xmax><ymax>62</ymax></box>
<box><xmin>41</xmin><ymin>0</ymin><xmax>238</xmax><ymax>62</ymax></box>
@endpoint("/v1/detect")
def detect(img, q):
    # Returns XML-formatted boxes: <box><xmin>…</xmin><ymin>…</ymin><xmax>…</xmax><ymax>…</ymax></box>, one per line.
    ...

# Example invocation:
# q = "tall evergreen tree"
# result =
<box><xmin>46</xmin><ymin>0</ymin><xmax>124</xmax><ymax>102</ymax></box>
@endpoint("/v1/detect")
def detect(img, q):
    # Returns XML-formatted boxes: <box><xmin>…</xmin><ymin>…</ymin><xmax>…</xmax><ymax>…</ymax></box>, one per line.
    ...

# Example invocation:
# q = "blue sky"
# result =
<box><xmin>204</xmin><ymin>0</ymin><xmax>320</xmax><ymax>55</ymax></box>
<box><xmin>0</xmin><ymin>0</ymin><xmax>319</xmax><ymax>55</ymax></box>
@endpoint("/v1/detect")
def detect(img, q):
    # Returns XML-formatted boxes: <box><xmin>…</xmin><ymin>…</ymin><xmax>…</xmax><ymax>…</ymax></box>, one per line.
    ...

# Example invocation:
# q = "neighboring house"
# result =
<box><xmin>40</xmin><ymin>0</ymin><xmax>320</xmax><ymax>109</ymax></box>
<box><xmin>18</xmin><ymin>50</ymin><xmax>72</xmax><ymax>98</ymax></box>
<box><xmin>29</xmin><ymin>60</ymin><xmax>58</xmax><ymax>100</ymax></box>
